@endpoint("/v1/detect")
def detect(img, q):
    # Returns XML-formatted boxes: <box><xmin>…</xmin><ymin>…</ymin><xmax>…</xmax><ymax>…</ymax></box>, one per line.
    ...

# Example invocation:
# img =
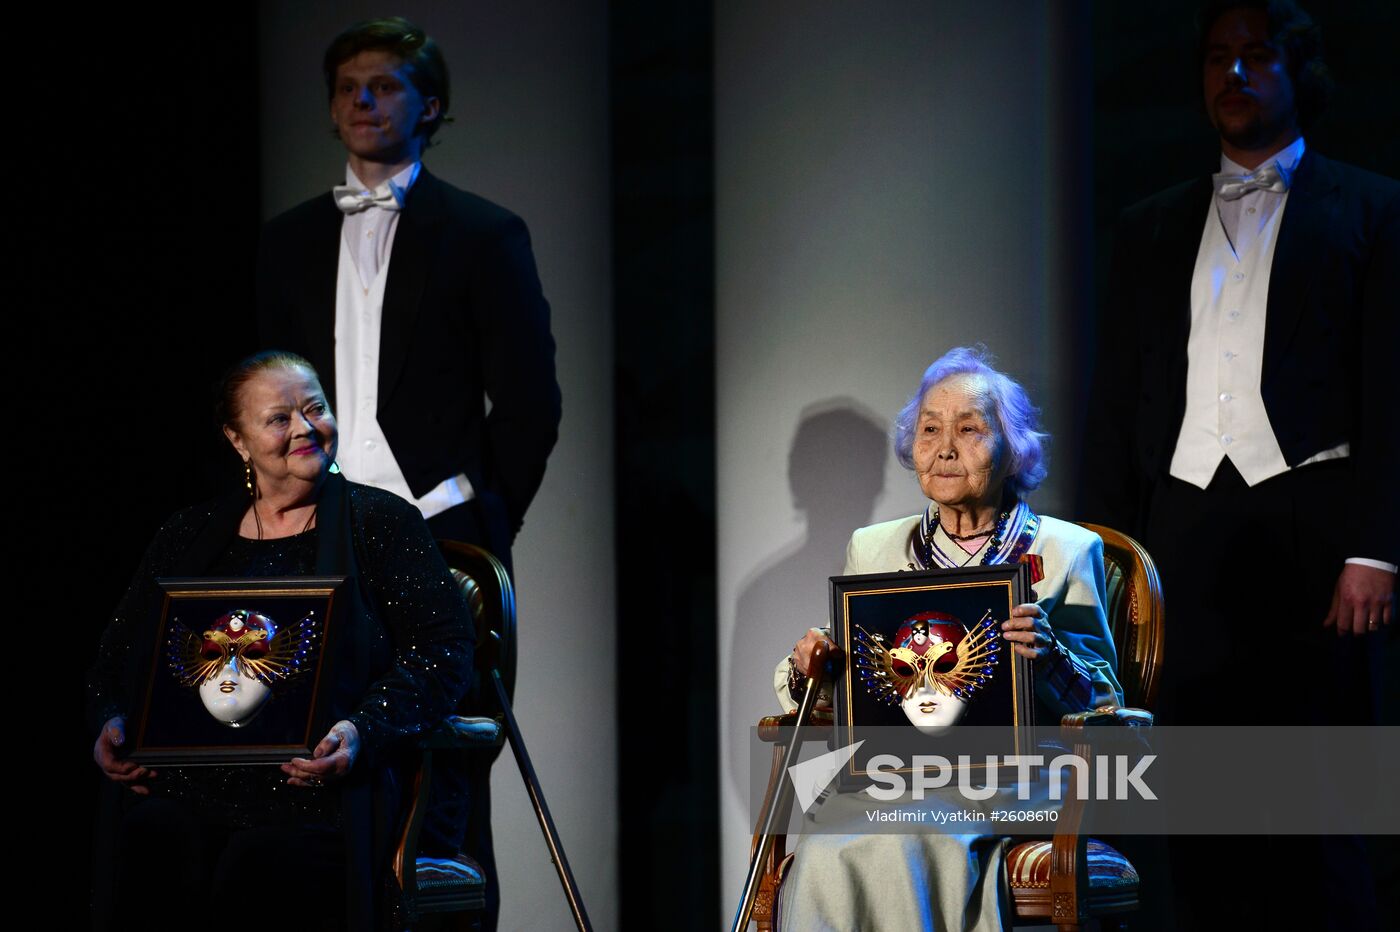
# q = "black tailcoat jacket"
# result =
<box><xmin>256</xmin><ymin>169</ymin><xmax>562</xmax><ymax>551</ymax></box>
<box><xmin>1081</xmin><ymin>151</ymin><xmax>1400</xmax><ymax>566</ymax></box>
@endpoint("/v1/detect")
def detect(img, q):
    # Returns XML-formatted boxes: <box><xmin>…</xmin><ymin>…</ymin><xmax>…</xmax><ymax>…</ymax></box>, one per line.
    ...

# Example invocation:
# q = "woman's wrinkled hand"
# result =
<box><xmin>1001</xmin><ymin>603</ymin><xmax>1055</xmax><ymax>661</ymax></box>
<box><xmin>791</xmin><ymin>630</ymin><xmax>841</xmax><ymax>678</ymax></box>
<box><xmin>93</xmin><ymin>716</ymin><xmax>157</xmax><ymax>795</ymax></box>
<box><xmin>281</xmin><ymin>720</ymin><xmax>361</xmax><ymax>788</ymax></box>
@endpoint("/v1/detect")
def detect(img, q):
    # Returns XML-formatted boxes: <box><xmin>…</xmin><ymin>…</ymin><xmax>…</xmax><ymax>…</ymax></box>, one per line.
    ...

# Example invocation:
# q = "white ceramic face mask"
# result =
<box><xmin>197</xmin><ymin>657</ymin><xmax>274</xmax><ymax>727</ymax></box>
<box><xmin>899</xmin><ymin>680</ymin><xmax>969</xmax><ymax>735</ymax></box>
<box><xmin>167</xmin><ymin>609</ymin><xmax>320</xmax><ymax>728</ymax></box>
<box><xmin>853</xmin><ymin>611</ymin><xmax>1001</xmax><ymax>730</ymax></box>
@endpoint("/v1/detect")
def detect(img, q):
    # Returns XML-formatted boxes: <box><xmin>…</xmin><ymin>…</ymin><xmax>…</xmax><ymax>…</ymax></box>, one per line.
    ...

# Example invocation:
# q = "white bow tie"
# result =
<box><xmin>332</xmin><ymin>180</ymin><xmax>406</xmax><ymax>214</ymax></box>
<box><xmin>1214</xmin><ymin>162</ymin><xmax>1289</xmax><ymax>201</ymax></box>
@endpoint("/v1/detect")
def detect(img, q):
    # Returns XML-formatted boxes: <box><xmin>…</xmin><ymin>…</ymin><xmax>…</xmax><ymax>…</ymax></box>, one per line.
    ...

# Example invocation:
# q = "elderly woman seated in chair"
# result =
<box><xmin>774</xmin><ymin>346</ymin><xmax>1123</xmax><ymax>931</ymax></box>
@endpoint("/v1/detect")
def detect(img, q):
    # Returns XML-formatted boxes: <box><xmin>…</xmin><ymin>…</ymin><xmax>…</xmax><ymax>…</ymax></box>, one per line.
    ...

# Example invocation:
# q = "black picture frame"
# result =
<box><xmin>830</xmin><ymin>564</ymin><xmax>1033</xmax><ymax>788</ymax></box>
<box><xmin>129</xmin><ymin>576</ymin><xmax>347</xmax><ymax>766</ymax></box>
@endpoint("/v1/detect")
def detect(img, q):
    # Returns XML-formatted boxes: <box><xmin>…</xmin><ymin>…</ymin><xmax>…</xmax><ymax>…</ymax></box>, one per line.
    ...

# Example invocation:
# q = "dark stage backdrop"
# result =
<box><xmin>43</xmin><ymin>18</ymin><xmax>262</xmax><ymax>640</ymax></box>
<box><xmin>29</xmin><ymin>11</ymin><xmax>262</xmax><ymax>927</ymax></box>
<box><xmin>611</xmin><ymin>3</ymin><xmax>721</xmax><ymax>930</ymax></box>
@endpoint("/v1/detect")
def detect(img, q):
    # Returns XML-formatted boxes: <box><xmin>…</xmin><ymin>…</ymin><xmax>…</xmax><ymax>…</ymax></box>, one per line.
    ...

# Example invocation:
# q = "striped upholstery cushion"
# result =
<box><xmin>1006</xmin><ymin>838</ymin><xmax>1138</xmax><ymax>891</ymax></box>
<box><xmin>415</xmin><ymin>854</ymin><xmax>485</xmax><ymax>892</ymax></box>
<box><xmin>442</xmin><ymin>715</ymin><xmax>502</xmax><ymax>743</ymax></box>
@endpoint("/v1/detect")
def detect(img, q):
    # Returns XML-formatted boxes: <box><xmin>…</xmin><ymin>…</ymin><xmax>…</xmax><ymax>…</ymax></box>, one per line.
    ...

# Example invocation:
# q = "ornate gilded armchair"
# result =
<box><xmin>389</xmin><ymin>541</ymin><xmax>591</xmax><ymax>931</ymax></box>
<box><xmin>387</xmin><ymin>541</ymin><xmax>514</xmax><ymax>928</ymax></box>
<box><xmin>744</xmin><ymin>523</ymin><xmax>1164</xmax><ymax>932</ymax></box>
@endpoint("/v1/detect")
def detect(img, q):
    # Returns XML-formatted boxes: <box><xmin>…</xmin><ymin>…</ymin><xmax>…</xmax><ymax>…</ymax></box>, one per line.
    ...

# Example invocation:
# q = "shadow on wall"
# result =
<box><xmin>726</xmin><ymin>399</ymin><xmax>890</xmax><ymax>801</ymax></box>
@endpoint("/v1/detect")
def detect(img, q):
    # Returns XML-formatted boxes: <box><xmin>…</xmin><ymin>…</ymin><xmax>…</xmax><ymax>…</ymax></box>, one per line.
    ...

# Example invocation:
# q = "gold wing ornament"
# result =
<box><xmin>166</xmin><ymin>623</ymin><xmax>224</xmax><ymax>687</ymax></box>
<box><xmin>240</xmin><ymin>612</ymin><xmax>320</xmax><ymax>684</ymax></box>
<box><xmin>164</xmin><ymin>610</ymin><xmax>320</xmax><ymax>687</ymax></box>
<box><xmin>853</xmin><ymin>609</ymin><xmax>1000</xmax><ymax>706</ymax></box>
<box><xmin>934</xmin><ymin>610</ymin><xmax>1001</xmax><ymax>700</ymax></box>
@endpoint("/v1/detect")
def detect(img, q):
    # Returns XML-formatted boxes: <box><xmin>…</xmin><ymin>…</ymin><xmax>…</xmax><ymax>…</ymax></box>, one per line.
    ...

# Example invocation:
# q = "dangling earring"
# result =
<box><xmin>245</xmin><ymin>459</ymin><xmax>266</xmax><ymax>539</ymax></box>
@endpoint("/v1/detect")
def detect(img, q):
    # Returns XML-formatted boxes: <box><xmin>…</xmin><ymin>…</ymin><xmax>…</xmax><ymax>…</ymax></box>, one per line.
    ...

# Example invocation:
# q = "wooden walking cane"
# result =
<box><xmin>731</xmin><ymin>642</ymin><xmax>832</xmax><ymax>932</ymax></box>
<box><xmin>492</xmin><ymin>668</ymin><xmax>593</xmax><ymax>932</ymax></box>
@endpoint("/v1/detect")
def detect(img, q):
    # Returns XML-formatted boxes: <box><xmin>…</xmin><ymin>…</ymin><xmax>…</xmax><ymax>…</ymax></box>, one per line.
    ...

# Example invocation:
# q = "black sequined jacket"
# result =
<box><xmin>87</xmin><ymin>474</ymin><xmax>473</xmax><ymax>930</ymax></box>
<box><xmin>87</xmin><ymin>472</ymin><xmax>474</xmax><ymax>776</ymax></box>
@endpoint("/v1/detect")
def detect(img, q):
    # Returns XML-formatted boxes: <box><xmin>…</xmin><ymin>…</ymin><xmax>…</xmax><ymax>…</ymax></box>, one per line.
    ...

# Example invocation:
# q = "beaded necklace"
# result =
<box><xmin>914</xmin><ymin>497</ymin><xmax>1039</xmax><ymax>570</ymax></box>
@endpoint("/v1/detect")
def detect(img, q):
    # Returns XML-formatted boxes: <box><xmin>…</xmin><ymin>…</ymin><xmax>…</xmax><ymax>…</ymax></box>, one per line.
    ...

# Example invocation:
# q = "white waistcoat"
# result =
<box><xmin>1170</xmin><ymin>191</ymin><xmax>1290</xmax><ymax>487</ymax></box>
<box><xmin>333</xmin><ymin>231</ymin><xmax>473</xmax><ymax>518</ymax></box>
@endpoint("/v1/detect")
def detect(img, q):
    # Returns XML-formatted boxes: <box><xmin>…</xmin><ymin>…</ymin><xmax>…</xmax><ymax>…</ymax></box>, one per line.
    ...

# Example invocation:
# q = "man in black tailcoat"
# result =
<box><xmin>257</xmin><ymin>18</ymin><xmax>561</xmax><ymax>929</ymax></box>
<box><xmin>1081</xmin><ymin>2</ymin><xmax>1396</xmax><ymax>927</ymax></box>
<box><xmin>257</xmin><ymin>18</ymin><xmax>560</xmax><ymax>574</ymax></box>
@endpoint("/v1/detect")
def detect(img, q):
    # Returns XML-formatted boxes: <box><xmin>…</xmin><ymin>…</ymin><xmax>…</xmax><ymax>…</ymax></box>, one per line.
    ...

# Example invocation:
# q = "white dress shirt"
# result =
<box><xmin>333</xmin><ymin>162</ymin><xmax>476</xmax><ymax>519</ymax></box>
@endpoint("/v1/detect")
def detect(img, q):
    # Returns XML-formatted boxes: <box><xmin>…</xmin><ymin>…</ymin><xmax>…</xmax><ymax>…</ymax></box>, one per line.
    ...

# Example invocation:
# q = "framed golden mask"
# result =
<box><xmin>129</xmin><ymin>576</ymin><xmax>347</xmax><ymax>766</ymax></box>
<box><xmin>830</xmin><ymin>564</ymin><xmax>1033</xmax><ymax>788</ymax></box>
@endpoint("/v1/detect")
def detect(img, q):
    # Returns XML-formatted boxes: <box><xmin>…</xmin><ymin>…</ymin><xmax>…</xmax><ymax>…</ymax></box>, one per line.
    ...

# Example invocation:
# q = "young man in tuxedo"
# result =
<box><xmin>257</xmin><ymin>18</ymin><xmax>561</xmax><ymax>574</ymax></box>
<box><xmin>257</xmin><ymin>19</ymin><xmax>562</xmax><ymax>929</ymax></box>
